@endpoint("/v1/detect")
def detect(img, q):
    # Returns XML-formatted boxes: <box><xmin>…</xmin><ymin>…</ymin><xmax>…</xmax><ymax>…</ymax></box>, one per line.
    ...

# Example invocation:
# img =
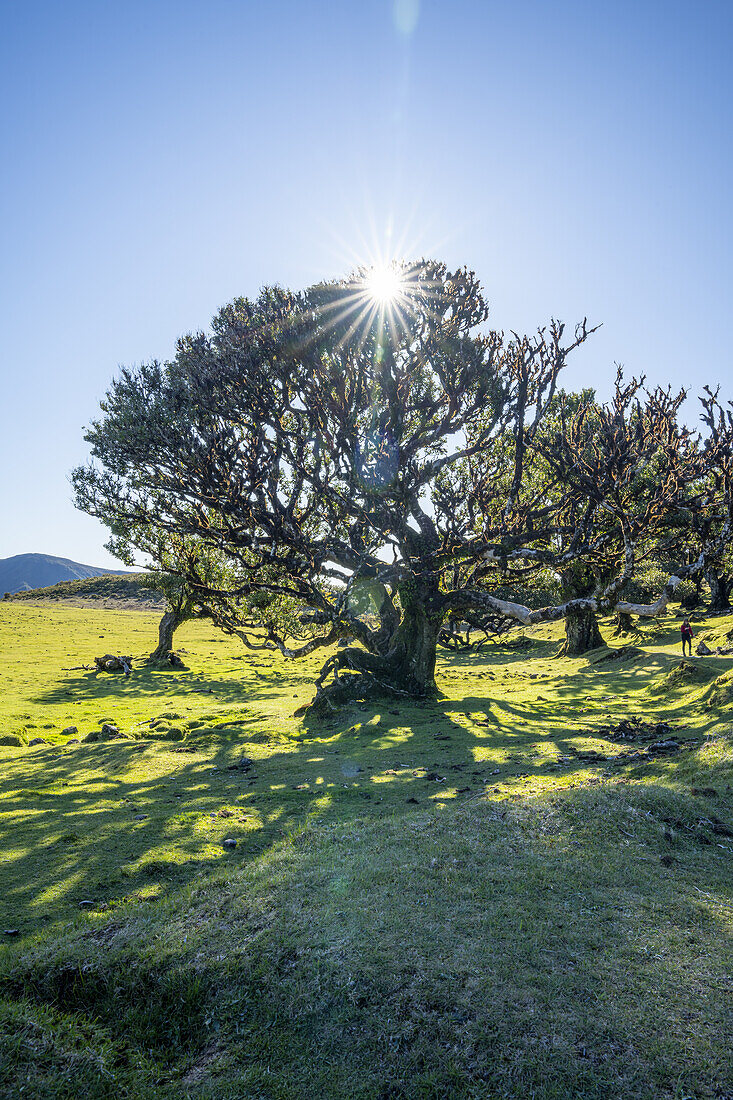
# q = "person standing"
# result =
<box><xmin>681</xmin><ymin>617</ymin><xmax>694</xmax><ymax>657</ymax></box>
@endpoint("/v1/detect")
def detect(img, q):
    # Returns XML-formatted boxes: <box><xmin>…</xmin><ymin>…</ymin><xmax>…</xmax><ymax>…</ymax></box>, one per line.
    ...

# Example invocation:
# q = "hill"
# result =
<box><xmin>7</xmin><ymin>571</ymin><xmax>164</xmax><ymax>609</ymax></box>
<box><xmin>0</xmin><ymin>605</ymin><xmax>731</xmax><ymax>1098</ymax></box>
<box><xmin>0</xmin><ymin>553</ymin><xmax>132</xmax><ymax>596</ymax></box>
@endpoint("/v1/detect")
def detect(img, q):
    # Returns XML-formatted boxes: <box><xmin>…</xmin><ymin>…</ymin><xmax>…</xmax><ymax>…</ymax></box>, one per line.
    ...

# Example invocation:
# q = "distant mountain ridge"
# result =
<box><xmin>0</xmin><ymin>554</ymin><xmax>131</xmax><ymax>595</ymax></box>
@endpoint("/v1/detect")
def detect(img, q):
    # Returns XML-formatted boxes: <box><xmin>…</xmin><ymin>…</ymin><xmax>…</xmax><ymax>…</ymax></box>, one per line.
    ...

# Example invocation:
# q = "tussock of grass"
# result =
<box><xmin>649</xmin><ymin>659</ymin><xmax>717</xmax><ymax>694</ymax></box>
<box><xmin>707</xmin><ymin>670</ymin><xmax>733</xmax><ymax>709</ymax></box>
<box><xmin>592</xmin><ymin>644</ymin><xmax>645</xmax><ymax>663</ymax></box>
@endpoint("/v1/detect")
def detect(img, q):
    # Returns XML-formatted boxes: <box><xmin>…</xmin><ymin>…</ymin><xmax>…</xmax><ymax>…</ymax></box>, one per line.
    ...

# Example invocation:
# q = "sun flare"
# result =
<box><xmin>365</xmin><ymin>263</ymin><xmax>403</xmax><ymax>305</ymax></box>
<box><xmin>313</xmin><ymin>257</ymin><xmax>424</xmax><ymax>355</ymax></box>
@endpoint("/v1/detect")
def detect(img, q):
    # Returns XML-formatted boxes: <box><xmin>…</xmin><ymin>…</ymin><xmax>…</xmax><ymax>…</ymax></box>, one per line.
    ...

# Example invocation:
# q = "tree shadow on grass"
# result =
<box><xmin>30</xmin><ymin>663</ymin><xmax>289</xmax><ymax>712</ymax></box>
<box><xmin>2</xmin><ymin>633</ymin><xmax>732</xmax><ymax>941</ymax></box>
<box><xmin>5</xmin><ymin>750</ymin><xmax>733</xmax><ymax>1100</ymax></box>
<box><xmin>2</xmin><ymin>637</ymin><xmax>733</xmax><ymax>1099</ymax></box>
<box><xmin>0</xmin><ymin>690</ymin><xmax>591</xmax><ymax>934</ymax></box>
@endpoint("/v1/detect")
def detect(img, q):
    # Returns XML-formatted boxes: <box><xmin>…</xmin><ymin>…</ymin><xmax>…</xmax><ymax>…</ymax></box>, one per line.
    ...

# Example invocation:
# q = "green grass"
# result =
<box><xmin>0</xmin><ymin>604</ymin><xmax>732</xmax><ymax>1098</ymax></box>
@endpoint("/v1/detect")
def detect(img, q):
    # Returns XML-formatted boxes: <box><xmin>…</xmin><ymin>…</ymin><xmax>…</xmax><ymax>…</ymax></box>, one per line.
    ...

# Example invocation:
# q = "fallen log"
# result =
<box><xmin>94</xmin><ymin>654</ymin><xmax>132</xmax><ymax>676</ymax></box>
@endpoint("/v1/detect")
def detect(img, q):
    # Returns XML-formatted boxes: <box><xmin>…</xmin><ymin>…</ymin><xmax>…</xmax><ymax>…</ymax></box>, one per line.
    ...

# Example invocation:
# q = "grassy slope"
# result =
<box><xmin>0</xmin><ymin>605</ymin><xmax>732</xmax><ymax>1099</ymax></box>
<box><xmin>7</xmin><ymin>573</ymin><xmax>163</xmax><ymax>608</ymax></box>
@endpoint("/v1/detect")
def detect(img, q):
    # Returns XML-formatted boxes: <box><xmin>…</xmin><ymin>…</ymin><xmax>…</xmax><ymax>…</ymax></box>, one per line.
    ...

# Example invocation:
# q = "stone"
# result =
<box><xmin>133</xmin><ymin>813</ymin><xmax>148</xmax><ymax>821</ymax></box>
<box><xmin>226</xmin><ymin>756</ymin><xmax>254</xmax><ymax>771</ymax></box>
<box><xmin>84</xmin><ymin>724</ymin><xmax>126</xmax><ymax>743</ymax></box>
<box><xmin>28</xmin><ymin>737</ymin><xmax>48</xmax><ymax>746</ymax></box>
<box><xmin>62</xmin><ymin>726</ymin><xmax>78</xmax><ymax>736</ymax></box>
<box><xmin>3</xmin><ymin>929</ymin><xmax>19</xmax><ymax>936</ymax></box>
<box><xmin>222</xmin><ymin>838</ymin><xmax>237</xmax><ymax>849</ymax></box>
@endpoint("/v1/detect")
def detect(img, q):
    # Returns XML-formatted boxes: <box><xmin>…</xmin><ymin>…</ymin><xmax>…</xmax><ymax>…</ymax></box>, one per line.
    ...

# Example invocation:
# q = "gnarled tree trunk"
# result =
<box><xmin>561</xmin><ymin>605</ymin><xmax>605</xmax><ymax>656</ymax></box>
<box><xmin>707</xmin><ymin>569</ymin><xmax>731</xmax><ymax>613</ymax></box>
<box><xmin>148</xmin><ymin>609</ymin><xmax>189</xmax><ymax>663</ymax></box>
<box><xmin>305</xmin><ymin>581</ymin><xmax>442</xmax><ymax>715</ymax></box>
<box><xmin>384</xmin><ymin>584</ymin><xmax>442</xmax><ymax>695</ymax></box>
<box><xmin>614</xmin><ymin>611</ymin><xmax>634</xmax><ymax>635</ymax></box>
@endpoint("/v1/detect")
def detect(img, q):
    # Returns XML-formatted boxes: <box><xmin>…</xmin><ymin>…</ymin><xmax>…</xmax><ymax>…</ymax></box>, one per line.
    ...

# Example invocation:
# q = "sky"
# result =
<box><xmin>1</xmin><ymin>0</ymin><xmax>731</xmax><ymax>566</ymax></box>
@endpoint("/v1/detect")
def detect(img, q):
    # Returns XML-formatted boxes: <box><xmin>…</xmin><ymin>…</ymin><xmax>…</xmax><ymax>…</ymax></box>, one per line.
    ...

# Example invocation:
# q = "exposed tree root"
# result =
<box><xmin>146</xmin><ymin>650</ymin><xmax>187</xmax><ymax>669</ymax></box>
<box><xmin>295</xmin><ymin>673</ymin><xmax>413</xmax><ymax>718</ymax></box>
<box><xmin>295</xmin><ymin>642</ymin><xmax>437</xmax><ymax>718</ymax></box>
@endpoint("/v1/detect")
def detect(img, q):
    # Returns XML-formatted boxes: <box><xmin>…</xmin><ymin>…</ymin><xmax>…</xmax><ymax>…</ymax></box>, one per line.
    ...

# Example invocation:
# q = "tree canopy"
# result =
<box><xmin>73</xmin><ymin>260</ymin><xmax>733</xmax><ymax>709</ymax></box>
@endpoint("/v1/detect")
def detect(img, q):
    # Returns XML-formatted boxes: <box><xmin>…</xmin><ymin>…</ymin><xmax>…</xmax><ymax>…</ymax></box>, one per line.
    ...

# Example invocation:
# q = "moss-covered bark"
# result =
<box><xmin>614</xmin><ymin>611</ymin><xmax>634</xmax><ymax>635</ymax></box>
<box><xmin>561</xmin><ymin>605</ymin><xmax>605</xmax><ymax>655</ymax></box>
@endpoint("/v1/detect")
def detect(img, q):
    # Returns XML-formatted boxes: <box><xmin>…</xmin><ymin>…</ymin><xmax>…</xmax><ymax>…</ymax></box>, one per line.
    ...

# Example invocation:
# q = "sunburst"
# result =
<box><xmin>312</xmin><ymin>259</ymin><xmax>420</xmax><ymax>356</ymax></box>
<box><xmin>365</xmin><ymin>262</ymin><xmax>404</xmax><ymax>306</ymax></box>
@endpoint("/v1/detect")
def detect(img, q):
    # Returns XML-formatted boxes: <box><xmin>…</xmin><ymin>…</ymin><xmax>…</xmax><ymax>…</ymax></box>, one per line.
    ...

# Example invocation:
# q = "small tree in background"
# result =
<box><xmin>145</xmin><ymin>557</ymin><xmax>205</xmax><ymax>663</ymax></box>
<box><xmin>525</xmin><ymin>374</ymin><xmax>701</xmax><ymax>652</ymax></box>
<box><xmin>67</xmin><ymin>496</ymin><xmax>227</xmax><ymax>664</ymax></box>
<box><xmin>692</xmin><ymin>388</ymin><xmax>733</xmax><ymax>612</ymax></box>
<box><xmin>433</xmin><ymin>374</ymin><xmax>705</xmax><ymax>654</ymax></box>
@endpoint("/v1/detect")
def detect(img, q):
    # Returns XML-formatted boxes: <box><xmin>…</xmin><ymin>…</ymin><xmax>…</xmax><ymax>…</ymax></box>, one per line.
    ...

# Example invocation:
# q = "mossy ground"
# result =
<box><xmin>0</xmin><ymin>604</ymin><xmax>732</xmax><ymax>1098</ymax></box>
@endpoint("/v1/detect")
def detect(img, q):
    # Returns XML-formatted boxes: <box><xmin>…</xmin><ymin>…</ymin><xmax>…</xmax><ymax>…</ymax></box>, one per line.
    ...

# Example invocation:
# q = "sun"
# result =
<box><xmin>313</xmin><ymin>258</ymin><xmax>419</xmax><ymax>355</ymax></box>
<box><xmin>365</xmin><ymin>262</ymin><xmax>403</xmax><ymax>305</ymax></box>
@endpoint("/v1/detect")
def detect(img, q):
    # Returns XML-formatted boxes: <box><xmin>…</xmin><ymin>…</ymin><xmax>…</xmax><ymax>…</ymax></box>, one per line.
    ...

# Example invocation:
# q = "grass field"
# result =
<box><xmin>0</xmin><ymin>603</ymin><xmax>732</xmax><ymax>1098</ymax></box>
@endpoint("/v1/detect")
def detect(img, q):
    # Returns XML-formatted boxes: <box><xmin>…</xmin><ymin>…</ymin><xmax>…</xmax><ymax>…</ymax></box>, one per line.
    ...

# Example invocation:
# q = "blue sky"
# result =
<box><xmin>1</xmin><ymin>0</ymin><xmax>731</xmax><ymax>565</ymax></box>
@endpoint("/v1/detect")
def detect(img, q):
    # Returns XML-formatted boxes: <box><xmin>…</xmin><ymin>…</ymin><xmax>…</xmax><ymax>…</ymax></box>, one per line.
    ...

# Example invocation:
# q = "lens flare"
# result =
<box><xmin>312</xmin><ymin>257</ymin><xmax>437</xmax><ymax>359</ymax></box>
<box><xmin>365</xmin><ymin>263</ymin><xmax>403</xmax><ymax>305</ymax></box>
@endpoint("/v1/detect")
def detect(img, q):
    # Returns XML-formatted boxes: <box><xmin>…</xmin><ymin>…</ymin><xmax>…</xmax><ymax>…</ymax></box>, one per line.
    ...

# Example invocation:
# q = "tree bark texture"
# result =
<box><xmin>707</xmin><ymin>569</ymin><xmax>731</xmax><ymax>612</ymax></box>
<box><xmin>148</xmin><ymin>610</ymin><xmax>188</xmax><ymax>662</ymax></box>
<box><xmin>614</xmin><ymin>611</ymin><xmax>634</xmax><ymax>635</ymax></box>
<box><xmin>561</xmin><ymin>606</ymin><xmax>605</xmax><ymax>656</ymax></box>
<box><xmin>390</xmin><ymin>594</ymin><xmax>440</xmax><ymax>687</ymax></box>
